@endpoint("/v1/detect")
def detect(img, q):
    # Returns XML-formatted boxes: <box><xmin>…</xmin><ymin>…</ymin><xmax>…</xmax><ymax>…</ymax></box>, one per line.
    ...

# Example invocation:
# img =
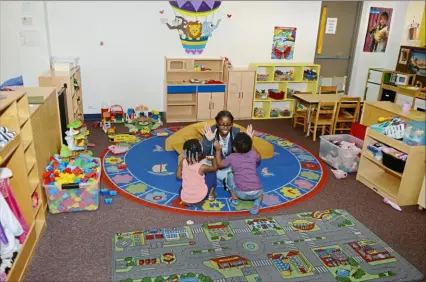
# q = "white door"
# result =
<box><xmin>365</xmin><ymin>83</ymin><xmax>381</xmax><ymax>101</ymax></box>
<box><xmin>367</xmin><ymin>70</ymin><xmax>383</xmax><ymax>84</ymax></box>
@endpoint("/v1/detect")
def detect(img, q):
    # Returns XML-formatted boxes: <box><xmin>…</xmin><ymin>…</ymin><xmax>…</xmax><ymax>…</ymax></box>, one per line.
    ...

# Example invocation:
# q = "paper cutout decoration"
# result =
<box><xmin>271</xmin><ymin>27</ymin><xmax>296</xmax><ymax>60</ymax></box>
<box><xmin>163</xmin><ymin>1</ymin><xmax>222</xmax><ymax>54</ymax></box>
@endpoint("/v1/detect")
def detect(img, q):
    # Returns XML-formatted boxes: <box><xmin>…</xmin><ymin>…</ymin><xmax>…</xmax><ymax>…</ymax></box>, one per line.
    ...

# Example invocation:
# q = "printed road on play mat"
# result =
<box><xmin>102</xmin><ymin>127</ymin><xmax>327</xmax><ymax>214</ymax></box>
<box><xmin>112</xmin><ymin>209</ymin><xmax>423</xmax><ymax>282</ymax></box>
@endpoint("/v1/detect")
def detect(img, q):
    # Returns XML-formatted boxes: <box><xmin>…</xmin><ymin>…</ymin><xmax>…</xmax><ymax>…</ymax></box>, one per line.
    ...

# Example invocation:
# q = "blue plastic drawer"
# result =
<box><xmin>167</xmin><ymin>86</ymin><xmax>197</xmax><ymax>94</ymax></box>
<box><xmin>197</xmin><ymin>85</ymin><xmax>226</xmax><ymax>93</ymax></box>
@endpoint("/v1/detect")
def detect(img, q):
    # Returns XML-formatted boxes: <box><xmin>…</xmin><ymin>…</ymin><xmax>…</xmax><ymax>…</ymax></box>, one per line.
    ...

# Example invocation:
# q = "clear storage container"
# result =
<box><xmin>43</xmin><ymin>158</ymin><xmax>100</xmax><ymax>214</ymax></box>
<box><xmin>319</xmin><ymin>134</ymin><xmax>364</xmax><ymax>172</ymax></box>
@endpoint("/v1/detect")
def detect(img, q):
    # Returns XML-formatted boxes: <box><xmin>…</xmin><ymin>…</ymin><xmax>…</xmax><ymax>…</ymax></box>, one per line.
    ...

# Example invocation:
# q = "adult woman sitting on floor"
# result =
<box><xmin>201</xmin><ymin>110</ymin><xmax>255</xmax><ymax>201</ymax></box>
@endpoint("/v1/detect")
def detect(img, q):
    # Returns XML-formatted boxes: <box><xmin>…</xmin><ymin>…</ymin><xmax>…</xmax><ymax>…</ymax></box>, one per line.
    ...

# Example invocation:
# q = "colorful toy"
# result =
<box><xmin>126</xmin><ymin>108</ymin><xmax>136</xmax><ymax>123</ymax></box>
<box><xmin>253</xmin><ymin>107</ymin><xmax>266</xmax><ymax>118</ymax></box>
<box><xmin>102</xmin><ymin>121</ymin><xmax>112</xmax><ymax>133</ymax></box>
<box><xmin>107</xmin><ymin>127</ymin><xmax>116</xmax><ymax>135</ymax></box>
<box><xmin>32</xmin><ymin>192</ymin><xmax>39</xmax><ymax>208</ymax></box>
<box><xmin>135</xmin><ymin>105</ymin><xmax>149</xmax><ymax>118</ymax></box>
<box><xmin>384</xmin><ymin>197</ymin><xmax>402</xmax><ymax>211</ymax></box>
<box><xmin>108</xmin><ymin>144</ymin><xmax>130</xmax><ymax>155</ymax></box>
<box><xmin>303</xmin><ymin>68</ymin><xmax>318</xmax><ymax>81</ymax></box>
<box><xmin>101</xmin><ymin>188</ymin><xmax>110</xmax><ymax>196</ymax></box>
<box><xmin>109</xmin><ymin>190</ymin><xmax>117</xmax><ymax>196</ymax></box>
<box><xmin>140</xmin><ymin>127</ymin><xmax>152</xmax><ymax>137</ymax></box>
<box><xmin>110</xmin><ymin>105</ymin><xmax>125</xmax><ymax>123</ymax></box>
<box><xmin>108</xmin><ymin>134</ymin><xmax>139</xmax><ymax>143</ymax></box>
<box><xmin>43</xmin><ymin>154</ymin><xmax>101</xmax><ymax>214</ymax></box>
<box><xmin>104</xmin><ymin>198</ymin><xmax>113</xmax><ymax>204</ymax></box>
<box><xmin>151</xmin><ymin>110</ymin><xmax>161</xmax><ymax>121</ymax></box>
<box><xmin>156</xmin><ymin>132</ymin><xmax>169</xmax><ymax>137</ymax></box>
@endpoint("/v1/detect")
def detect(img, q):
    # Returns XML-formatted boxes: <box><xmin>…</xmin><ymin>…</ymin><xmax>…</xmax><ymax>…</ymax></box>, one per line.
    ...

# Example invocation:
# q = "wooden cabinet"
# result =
<box><xmin>39</xmin><ymin>67</ymin><xmax>83</xmax><ymax>123</ymax></box>
<box><xmin>419</xmin><ymin>177</ymin><xmax>425</xmax><ymax>210</ymax></box>
<box><xmin>197</xmin><ymin>92</ymin><xmax>225</xmax><ymax>120</ymax></box>
<box><xmin>226</xmin><ymin>70</ymin><xmax>255</xmax><ymax>119</ymax></box>
<box><xmin>0</xmin><ymin>91</ymin><xmax>46</xmax><ymax>282</ymax></box>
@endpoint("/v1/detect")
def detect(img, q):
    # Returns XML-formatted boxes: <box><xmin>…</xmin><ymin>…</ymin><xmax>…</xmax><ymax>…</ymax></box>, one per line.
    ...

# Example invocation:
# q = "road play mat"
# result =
<box><xmin>102</xmin><ymin>127</ymin><xmax>327</xmax><ymax>215</ymax></box>
<box><xmin>113</xmin><ymin>209</ymin><xmax>423</xmax><ymax>282</ymax></box>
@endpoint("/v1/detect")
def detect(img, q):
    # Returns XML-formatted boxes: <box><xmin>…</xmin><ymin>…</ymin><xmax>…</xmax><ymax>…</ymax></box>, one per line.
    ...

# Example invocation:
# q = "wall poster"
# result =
<box><xmin>271</xmin><ymin>27</ymin><xmax>297</xmax><ymax>60</ymax></box>
<box><xmin>363</xmin><ymin>7</ymin><xmax>393</xmax><ymax>53</ymax></box>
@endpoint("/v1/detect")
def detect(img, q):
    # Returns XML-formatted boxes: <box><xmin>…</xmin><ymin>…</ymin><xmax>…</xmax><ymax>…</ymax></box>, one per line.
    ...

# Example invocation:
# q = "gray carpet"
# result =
<box><xmin>24</xmin><ymin>119</ymin><xmax>426</xmax><ymax>282</ymax></box>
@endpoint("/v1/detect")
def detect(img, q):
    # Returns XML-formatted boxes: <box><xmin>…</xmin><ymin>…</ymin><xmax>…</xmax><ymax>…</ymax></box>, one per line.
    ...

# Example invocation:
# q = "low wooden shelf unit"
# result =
<box><xmin>356</xmin><ymin>128</ymin><xmax>425</xmax><ymax>206</ymax></box>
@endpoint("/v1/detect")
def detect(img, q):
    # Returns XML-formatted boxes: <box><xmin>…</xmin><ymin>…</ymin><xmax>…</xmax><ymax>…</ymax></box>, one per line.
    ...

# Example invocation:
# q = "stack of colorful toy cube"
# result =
<box><xmin>43</xmin><ymin>154</ymin><xmax>101</xmax><ymax>214</ymax></box>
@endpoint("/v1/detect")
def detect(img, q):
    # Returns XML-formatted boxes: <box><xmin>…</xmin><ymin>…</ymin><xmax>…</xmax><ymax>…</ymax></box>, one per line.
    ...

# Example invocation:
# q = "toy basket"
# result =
<box><xmin>257</xmin><ymin>74</ymin><xmax>269</xmax><ymax>81</ymax></box>
<box><xmin>43</xmin><ymin>158</ymin><xmax>101</xmax><ymax>214</ymax></box>
<box><xmin>268</xmin><ymin>89</ymin><xmax>285</xmax><ymax>100</ymax></box>
<box><xmin>274</xmin><ymin>74</ymin><xmax>291</xmax><ymax>81</ymax></box>
<box><xmin>382</xmin><ymin>151</ymin><xmax>406</xmax><ymax>173</ymax></box>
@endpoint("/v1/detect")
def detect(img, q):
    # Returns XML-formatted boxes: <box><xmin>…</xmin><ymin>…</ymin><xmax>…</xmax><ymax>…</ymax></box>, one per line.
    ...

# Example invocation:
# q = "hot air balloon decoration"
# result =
<box><xmin>161</xmin><ymin>1</ymin><xmax>223</xmax><ymax>54</ymax></box>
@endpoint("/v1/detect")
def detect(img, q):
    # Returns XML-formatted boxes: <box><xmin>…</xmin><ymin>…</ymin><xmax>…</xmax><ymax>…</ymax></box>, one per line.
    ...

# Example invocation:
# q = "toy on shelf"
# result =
<box><xmin>194</xmin><ymin>64</ymin><xmax>211</xmax><ymax>71</ymax></box>
<box><xmin>253</xmin><ymin>107</ymin><xmax>266</xmax><ymax>118</ymax></box>
<box><xmin>303</xmin><ymin>69</ymin><xmax>318</xmax><ymax>81</ymax></box>
<box><xmin>31</xmin><ymin>192</ymin><xmax>39</xmax><ymax>208</ymax></box>
<box><xmin>257</xmin><ymin>74</ymin><xmax>269</xmax><ymax>81</ymax></box>
<box><xmin>270</xmin><ymin>108</ymin><xmax>279</xmax><ymax>118</ymax></box>
<box><xmin>256</xmin><ymin>90</ymin><xmax>268</xmax><ymax>100</ymax></box>
<box><xmin>110</xmin><ymin>105</ymin><xmax>125</xmax><ymax>123</ymax></box>
<box><xmin>268</xmin><ymin>89</ymin><xmax>285</xmax><ymax>100</ymax></box>
<box><xmin>274</xmin><ymin>69</ymin><xmax>294</xmax><ymax>81</ymax></box>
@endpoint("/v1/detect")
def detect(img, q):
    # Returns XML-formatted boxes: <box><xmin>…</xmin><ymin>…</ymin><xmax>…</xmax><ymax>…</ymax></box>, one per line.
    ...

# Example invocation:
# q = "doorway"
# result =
<box><xmin>314</xmin><ymin>1</ymin><xmax>363</xmax><ymax>92</ymax></box>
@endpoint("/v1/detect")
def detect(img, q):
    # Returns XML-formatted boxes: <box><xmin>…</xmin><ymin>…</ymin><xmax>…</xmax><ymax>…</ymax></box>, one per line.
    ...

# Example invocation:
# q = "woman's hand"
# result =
<box><xmin>203</xmin><ymin>123</ymin><xmax>217</xmax><ymax>141</ymax></box>
<box><xmin>246</xmin><ymin>124</ymin><xmax>255</xmax><ymax>139</ymax></box>
<box><xmin>213</xmin><ymin>141</ymin><xmax>222</xmax><ymax>150</ymax></box>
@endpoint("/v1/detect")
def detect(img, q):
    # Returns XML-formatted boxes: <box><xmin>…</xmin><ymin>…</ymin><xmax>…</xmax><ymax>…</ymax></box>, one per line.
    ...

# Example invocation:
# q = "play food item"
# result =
<box><xmin>383</xmin><ymin>198</ymin><xmax>402</xmax><ymax>211</ymax></box>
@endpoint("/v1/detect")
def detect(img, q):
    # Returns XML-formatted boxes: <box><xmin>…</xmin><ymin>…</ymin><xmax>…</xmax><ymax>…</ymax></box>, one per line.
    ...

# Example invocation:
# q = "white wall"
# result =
<box><xmin>400</xmin><ymin>1</ymin><xmax>425</xmax><ymax>46</ymax></box>
<box><xmin>349</xmin><ymin>1</ymin><xmax>409</xmax><ymax>98</ymax></box>
<box><xmin>44</xmin><ymin>1</ymin><xmax>321</xmax><ymax>113</ymax></box>
<box><xmin>0</xmin><ymin>1</ymin><xmax>50</xmax><ymax>86</ymax></box>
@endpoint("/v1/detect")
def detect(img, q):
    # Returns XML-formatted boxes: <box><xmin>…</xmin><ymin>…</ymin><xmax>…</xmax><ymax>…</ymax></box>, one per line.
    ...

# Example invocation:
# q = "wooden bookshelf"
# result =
<box><xmin>356</xmin><ymin>128</ymin><xmax>426</xmax><ymax>206</ymax></box>
<box><xmin>249</xmin><ymin>63</ymin><xmax>320</xmax><ymax>119</ymax></box>
<box><xmin>39</xmin><ymin>67</ymin><xmax>83</xmax><ymax>123</ymax></box>
<box><xmin>0</xmin><ymin>91</ymin><xmax>46</xmax><ymax>282</ymax></box>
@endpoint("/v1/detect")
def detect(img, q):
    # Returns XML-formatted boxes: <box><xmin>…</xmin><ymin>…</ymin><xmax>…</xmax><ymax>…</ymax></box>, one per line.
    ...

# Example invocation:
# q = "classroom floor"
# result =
<box><xmin>24</xmin><ymin>119</ymin><xmax>426</xmax><ymax>282</ymax></box>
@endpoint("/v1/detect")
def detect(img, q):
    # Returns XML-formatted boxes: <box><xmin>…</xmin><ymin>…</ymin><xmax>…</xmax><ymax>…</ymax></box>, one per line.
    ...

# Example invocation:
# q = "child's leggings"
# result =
<box><xmin>205</xmin><ymin>171</ymin><xmax>217</xmax><ymax>191</ymax></box>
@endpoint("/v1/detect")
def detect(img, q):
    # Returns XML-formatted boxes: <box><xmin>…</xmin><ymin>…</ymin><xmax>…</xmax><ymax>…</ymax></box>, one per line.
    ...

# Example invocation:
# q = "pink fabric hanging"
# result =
<box><xmin>0</xmin><ymin>179</ymin><xmax>28</xmax><ymax>243</ymax></box>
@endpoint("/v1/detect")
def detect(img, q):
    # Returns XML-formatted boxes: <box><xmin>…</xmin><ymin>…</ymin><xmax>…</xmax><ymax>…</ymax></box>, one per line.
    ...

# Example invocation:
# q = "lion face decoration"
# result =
<box><xmin>187</xmin><ymin>21</ymin><xmax>202</xmax><ymax>40</ymax></box>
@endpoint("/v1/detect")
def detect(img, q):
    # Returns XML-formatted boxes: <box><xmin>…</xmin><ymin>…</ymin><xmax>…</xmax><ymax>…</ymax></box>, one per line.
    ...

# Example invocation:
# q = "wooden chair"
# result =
<box><xmin>292</xmin><ymin>92</ymin><xmax>311</xmax><ymax>132</ymax></box>
<box><xmin>333</xmin><ymin>97</ymin><xmax>361</xmax><ymax>134</ymax></box>
<box><xmin>308</xmin><ymin>101</ymin><xmax>337</xmax><ymax>141</ymax></box>
<box><xmin>319</xmin><ymin>86</ymin><xmax>338</xmax><ymax>94</ymax></box>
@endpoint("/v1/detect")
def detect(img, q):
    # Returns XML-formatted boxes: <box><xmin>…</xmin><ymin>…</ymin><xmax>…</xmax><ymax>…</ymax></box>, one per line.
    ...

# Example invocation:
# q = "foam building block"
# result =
<box><xmin>109</xmin><ymin>190</ymin><xmax>117</xmax><ymax>197</ymax></box>
<box><xmin>104</xmin><ymin>198</ymin><xmax>113</xmax><ymax>204</ymax></box>
<box><xmin>165</xmin><ymin>120</ymin><xmax>274</xmax><ymax>160</ymax></box>
<box><xmin>101</xmin><ymin>188</ymin><xmax>110</xmax><ymax>196</ymax></box>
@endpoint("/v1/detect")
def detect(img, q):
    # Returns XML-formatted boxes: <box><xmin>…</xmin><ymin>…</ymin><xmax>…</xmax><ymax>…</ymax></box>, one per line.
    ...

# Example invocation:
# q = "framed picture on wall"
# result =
<box><xmin>363</xmin><ymin>7</ymin><xmax>393</xmax><ymax>53</ymax></box>
<box><xmin>398</xmin><ymin>48</ymin><xmax>410</xmax><ymax>65</ymax></box>
<box><xmin>408</xmin><ymin>48</ymin><xmax>426</xmax><ymax>78</ymax></box>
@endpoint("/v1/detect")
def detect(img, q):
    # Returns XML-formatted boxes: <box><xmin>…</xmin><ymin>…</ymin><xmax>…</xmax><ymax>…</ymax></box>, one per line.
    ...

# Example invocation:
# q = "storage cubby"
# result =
<box><xmin>167</xmin><ymin>105</ymin><xmax>197</xmax><ymax>122</ymax></box>
<box><xmin>0</xmin><ymin>91</ymin><xmax>45</xmax><ymax>282</ymax></box>
<box><xmin>250</xmin><ymin>63</ymin><xmax>320</xmax><ymax>119</ymax></box>
<box><xmin>253</xmin><ymin>101</ymin><xmax>271</xmax><ymax>119</ymax></box>
<box><xmin>165</xmin><ymin>57</ymin><xmax>225</xmax><ymax>122</ymax></box>
<box><xmin>17</xmin><ymin>95</ymin><xmax>30</xmax><ymax>127</ymax></box>
<box><xmin>356</xmin><ymin>128</ymin><xmax>425</xmax><ymax>206</ymax></box>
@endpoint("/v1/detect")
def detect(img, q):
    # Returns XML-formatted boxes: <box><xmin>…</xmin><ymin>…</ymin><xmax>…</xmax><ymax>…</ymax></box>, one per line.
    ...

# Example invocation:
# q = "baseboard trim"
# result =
<box><xmin>84</xmin><ymin>112</ymin><xmax>165</xmax><ymax>121</ymax></box>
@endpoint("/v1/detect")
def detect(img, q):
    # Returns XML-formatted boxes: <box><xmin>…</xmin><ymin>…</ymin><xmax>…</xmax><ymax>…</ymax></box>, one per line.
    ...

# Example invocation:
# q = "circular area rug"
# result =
<box><xmin>101</xmin><ymin>127</ymin><xmax>327</xmax><ymax>215</ymax></box>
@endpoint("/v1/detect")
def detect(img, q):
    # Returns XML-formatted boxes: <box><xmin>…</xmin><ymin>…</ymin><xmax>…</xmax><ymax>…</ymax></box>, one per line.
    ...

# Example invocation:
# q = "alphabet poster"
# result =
<box><xmin>271</xmin><ymin>27</ymin><xmax>296</xmax><ymax>60</ymax></box>
<box><xmin>363</xmin><ymin>7</ymin><xmax>393</xmax><ymax>53</ymax></box>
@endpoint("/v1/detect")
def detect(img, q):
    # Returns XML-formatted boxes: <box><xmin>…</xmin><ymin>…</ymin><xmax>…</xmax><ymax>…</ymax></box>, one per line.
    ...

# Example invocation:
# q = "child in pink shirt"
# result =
<box><xmin>214</xmin><ymin>132</ymin><xmax>263</xmax><ymax>214</ymax></box>
<box><xmin>176</xmin><ymin>139</ymin><xmax>217</xmax><ymax>205</ymax></box>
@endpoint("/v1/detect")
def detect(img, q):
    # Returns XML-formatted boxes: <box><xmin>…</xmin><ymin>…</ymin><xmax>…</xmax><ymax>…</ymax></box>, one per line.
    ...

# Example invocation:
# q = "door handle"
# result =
<box><xmin>209</xmin><ymin>102</ymin><xmax>212</xmax><ymax>109</ymax></box>
<box><xmin>212</xmin><ymin>102</ymin><xmax>214</xmax><ymax>109</ymax></box>
<box><xmin>241</xmin><ymin>92</ymin><xmax>244</xmax><ymax>99</ymax></box>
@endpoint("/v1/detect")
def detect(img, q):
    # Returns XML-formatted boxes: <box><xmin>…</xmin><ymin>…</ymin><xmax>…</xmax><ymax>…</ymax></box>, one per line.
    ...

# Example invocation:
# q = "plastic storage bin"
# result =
<box><xmin>319</xmin><ymin>134</ymin><xmax>364</xmax><ymax>172</ymax></box>
<box><xmin>43</xmin><ymin>169</ymin><xmax>100</xmax><ymax>214</ymax></box>
<box><xmin>403</xmin><ymin>121</ymin><xmax>426</xmax><ymax>146</ymax></box>
<box><xmin>382</xmin><ymin>151</ymin><xmax>406</xmax><ymax>173</ymax></box>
